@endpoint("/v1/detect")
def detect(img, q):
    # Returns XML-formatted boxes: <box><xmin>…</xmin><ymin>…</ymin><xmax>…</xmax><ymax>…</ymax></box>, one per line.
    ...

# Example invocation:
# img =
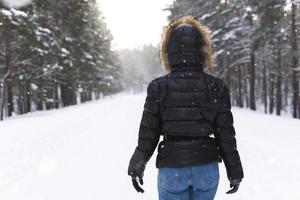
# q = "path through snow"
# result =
<box><xmin>0</xmin><ymin>93</ymin><xmax>300</xmax><ymax>200</ymax></box>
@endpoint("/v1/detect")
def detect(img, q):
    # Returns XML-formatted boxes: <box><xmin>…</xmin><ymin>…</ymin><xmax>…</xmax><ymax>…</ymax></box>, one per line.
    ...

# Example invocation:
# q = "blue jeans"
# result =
<box><xmin>157</xmin><ymin>162</ymin><xmax>219</xmax><ymax>200</ymax></box>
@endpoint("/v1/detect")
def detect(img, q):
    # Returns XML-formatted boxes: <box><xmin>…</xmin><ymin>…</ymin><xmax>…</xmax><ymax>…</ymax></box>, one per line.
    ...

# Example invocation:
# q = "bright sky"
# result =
<box><xmin>1</xmin><ymin>0</ymin><xmax>32</xmax><ymax>8</ymax></box>
<box><xmin>96</xmin><ymin>0</ymin><xmax>174</xmax><ymax>50</ymax></box>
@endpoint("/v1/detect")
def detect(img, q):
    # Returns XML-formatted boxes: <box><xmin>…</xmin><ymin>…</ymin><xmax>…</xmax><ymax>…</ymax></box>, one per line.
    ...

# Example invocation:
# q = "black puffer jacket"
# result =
<box><xmin>128</xmin><ymin>16</ymin><xmax>243</xmax><ymax>180</ymax></box>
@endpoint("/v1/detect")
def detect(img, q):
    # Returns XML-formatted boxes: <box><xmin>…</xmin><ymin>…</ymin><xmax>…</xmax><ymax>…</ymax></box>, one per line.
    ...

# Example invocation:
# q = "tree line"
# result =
<box><xmin>0</xmin><ymin>0</ymin><xmax>122</xmax><ymax>120</ymax></box>
<box><xmin>166</xmin><ymin>0</ymin><xmax>300</xmax><ymax>118</ymax></box>
<box><xmin>118</xmin><ymin>44</ymin><xmax>162</xmax><ymax>93</ymax></box>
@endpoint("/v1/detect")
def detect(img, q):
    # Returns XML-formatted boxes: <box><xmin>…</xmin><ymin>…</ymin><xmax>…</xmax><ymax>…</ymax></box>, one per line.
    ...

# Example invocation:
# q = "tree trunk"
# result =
<box><xmin>46</xmin><ymin>83</ymin><xmax>53</xmax><ymax>110</ymax></box>
<box><xmin>284</xmin><ymin>79</ymin><xmax>289</xmax><ymax>109</ymax></box>
<box><xmin>81</xmin><ymin>91</ymin><xmax>87</xmax><ymax>103</ymax></box>
<box><xmin>86</xmin><ymin>89</ymin><xmax>92</xmax><ymax>101</ymax></box>
<box><xmin>17</xmin><ymin>80</ymin><xmax>24</xmax><ymax>115</ymax></box>
<box><xmin>60</xmin><ymin>84</ymin><xmax>69</xmax><ymax>107</ymax></box>
<box><xmin>70</xmin><ymin>85</ymin><xmax>77</xmax><ymax>105</ymax></box>
<box><xmin>6</xmin><ymin>80</ymin><xmax>13</xmax><ymax>116</ymax></box>
<box><xmin>237</xmin><ymin>65</ymin><xmax>243</xmax><ymax>107</ymax></box>
<box><xmin>54</xmin><ymin>83</ymin><xmax>59</xmax><ymax>109</ymax></box>
<box><xmin>269</xmin><ymin>73</ymin><xmax>275</xmax><ymax>114</ymax></box>
<box><xmin>291</xmin><ymin>3</ymin><xmax>299</xmax><ymax>118</ymax></box>
<box><xmin>276</xmin><ymin>44</ymin><xmax>282</xmax><ymax>116</ymax></box>
<box><xmin>262</xmin><ymin>59</ymin><xmax>268</xmax><ymax>114</ymax></box>
<box><xmin>243</xmin><ymin>64</ymin><xmax>249</xmax><ymax>108</ymax></box>
<box><xmin>36</xmin><ymin>80</ymin><xmax>44</xmax><ymax>111</ymax></box>
<box><xmin>249</xmin><ymin>49</ymin><xmax>256</xmax><ymax>110</ymax></box>
<box><xmin>0</xmin><ymin>82</ymin><xmax>6</xmax><ymax>120</ymax></box>
<box><xmin>1</xmin><ymin>26</ymin><xmax>14</xmax><ymax>119</ymax></box>
<box><xmin>25</xmin><ymin>82</ymin><xmax>31</xmax><ymax>113</ymax></box>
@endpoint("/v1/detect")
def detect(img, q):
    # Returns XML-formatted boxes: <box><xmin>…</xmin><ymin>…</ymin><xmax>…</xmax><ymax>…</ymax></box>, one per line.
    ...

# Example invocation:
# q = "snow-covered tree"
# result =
<box><xmin>0</xmin><ymin>0</ymin><xmax>122</xmax><ymax>120</ymax></box>
<box><xmin>165</xmin><ymin>0</ymin><xmax>300</xmax><ymax>118</ymax></box>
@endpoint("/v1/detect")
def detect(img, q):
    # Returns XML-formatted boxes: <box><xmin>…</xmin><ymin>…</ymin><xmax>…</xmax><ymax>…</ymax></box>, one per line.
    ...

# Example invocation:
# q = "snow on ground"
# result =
<box><xmin>0</xmin><ymin>92</ymin><xmax>300</xmax><ymax>200</ymax></box>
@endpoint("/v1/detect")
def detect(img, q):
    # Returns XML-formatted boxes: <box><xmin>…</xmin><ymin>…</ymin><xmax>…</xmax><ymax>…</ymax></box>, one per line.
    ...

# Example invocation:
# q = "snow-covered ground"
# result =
<box><xmin>0</xmin><ymin>92</ymin><xmax>300</xmax><ymax>200</ymax></box>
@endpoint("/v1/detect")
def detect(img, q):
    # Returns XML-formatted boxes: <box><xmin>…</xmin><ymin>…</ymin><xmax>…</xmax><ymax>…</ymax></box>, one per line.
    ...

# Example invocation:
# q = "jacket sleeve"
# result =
<box><xmin>128</xmin><ymin>80</ymin><xmax>161</xmax><ymax>175</ymax></box>
<box><xmin>214</xmin><ymin>82</ymin><xmax>244</xmax><ymax>180</ymax></box>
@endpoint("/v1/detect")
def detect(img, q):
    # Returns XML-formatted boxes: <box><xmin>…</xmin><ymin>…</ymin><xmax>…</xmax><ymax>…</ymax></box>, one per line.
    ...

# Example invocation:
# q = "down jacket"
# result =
<box><xmin>128</xmin><ymin>16</ymin><xmax>244</xmax><ymax>180</ymax></box>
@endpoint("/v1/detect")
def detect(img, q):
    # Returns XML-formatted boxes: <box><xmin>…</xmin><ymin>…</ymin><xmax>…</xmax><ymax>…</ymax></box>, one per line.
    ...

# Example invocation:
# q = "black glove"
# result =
<box><xmin>226</xmin><ymin>179</ymin><xmax>241</xmax><ymax>194</ymax></box>
<box><xmin>131</xmin><ymin>175</ymin><xmax>144</xmax><ymax>193</ymax></box>
<box><xmin>128</xmin><ymin>159</ymin><xmax>146</xmax><ymax>193</ymax></box>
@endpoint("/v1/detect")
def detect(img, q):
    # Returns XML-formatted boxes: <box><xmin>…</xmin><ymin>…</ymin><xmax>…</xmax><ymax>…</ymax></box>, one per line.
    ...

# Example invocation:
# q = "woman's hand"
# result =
<box><xmin>128</xmin><ymin>159</ymin><xmax>146</xmax><ymax>193</ymax></box>
<box><xmin>226</xmin><ymin>179</ymin><xmax>241</xmax><ymax>194</ymax></box>
<box><xmin>131</xmin><ymin>175</ymin><xmax>144</xmax><ymax>193</ymax></box>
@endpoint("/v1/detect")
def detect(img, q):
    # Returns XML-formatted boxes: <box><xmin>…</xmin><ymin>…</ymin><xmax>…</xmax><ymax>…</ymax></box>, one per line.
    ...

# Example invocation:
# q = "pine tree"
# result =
<box><xmin>165</xmin><ymin>0</ymin><xmax>300</xmax><ymax>118</ymax></box>
<box><xmin>0</xmin><ymin>0</ymin><xmax>122</xmax><ymax>120</ymax></box>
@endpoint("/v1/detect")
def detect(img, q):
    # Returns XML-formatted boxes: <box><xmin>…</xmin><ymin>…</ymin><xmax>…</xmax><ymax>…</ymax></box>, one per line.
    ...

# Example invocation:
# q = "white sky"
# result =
<box><xmin>1</xmin><ymin>0</ymin><xmax>32</xmax><ymax>8</ymax></box>
<box><xmin>96</xmin><ymin>0</ymin><xmax>174</xmax><ymax>50</ymax></box>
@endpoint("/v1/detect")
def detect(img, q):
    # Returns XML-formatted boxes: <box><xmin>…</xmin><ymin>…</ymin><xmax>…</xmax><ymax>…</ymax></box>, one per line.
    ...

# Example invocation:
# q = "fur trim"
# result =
<box><xmin>160</xmin><ymin>16</ymin><xmax>215</xmax><ymax>72</ymax></box>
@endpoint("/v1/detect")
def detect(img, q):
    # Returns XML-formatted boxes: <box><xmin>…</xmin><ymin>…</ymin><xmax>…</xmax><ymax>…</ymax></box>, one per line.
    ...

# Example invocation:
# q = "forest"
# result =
<box><xmin>1</xmin><ymin>0</ymin><xmax>300</xmax><ymax>120</ymax></box>
<box><xmin>165</xmin><ymin>0</ymin><xmax>300</xmax><ymax>118</ymax></box>
<box><xmin>0</xmin><ymin>0</ymin><xmax>122</xmax><ymax>120</ymax></box>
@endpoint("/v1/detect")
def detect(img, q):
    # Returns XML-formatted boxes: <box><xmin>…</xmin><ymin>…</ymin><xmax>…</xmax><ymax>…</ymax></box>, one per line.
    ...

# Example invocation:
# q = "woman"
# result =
<box><xmin>128</xmin><ymin>16</ymin><xmax>244</xmax><ymax>200</ymax></box>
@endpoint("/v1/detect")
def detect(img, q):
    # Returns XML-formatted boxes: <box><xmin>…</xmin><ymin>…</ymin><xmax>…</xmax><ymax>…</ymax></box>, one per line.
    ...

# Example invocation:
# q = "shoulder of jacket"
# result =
<box><xmin>149</xmin><ymin>74</ymin><xmax>170</xmax><ymax>86</ymax></box>
<box><xmin>147</xmin><ymin>75</ymin><xmax>164</xmax><ymax>92</ymax></box>
<box><xmin>202</xmin><ymin>73</ymin><xmax>226</xmax><ymax>88</ymax></box>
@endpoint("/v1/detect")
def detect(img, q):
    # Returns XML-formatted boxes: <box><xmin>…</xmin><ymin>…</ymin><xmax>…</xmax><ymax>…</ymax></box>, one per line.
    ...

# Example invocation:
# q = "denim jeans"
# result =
<box><xmin>157</xmin><ymin>162</ymin><xmax>219</xmax><ymax>200</ymax></box>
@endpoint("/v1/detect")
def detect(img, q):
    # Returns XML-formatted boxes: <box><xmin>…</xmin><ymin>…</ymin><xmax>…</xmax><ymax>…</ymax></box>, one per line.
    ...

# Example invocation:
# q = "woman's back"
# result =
<box><xmin>150</xmin><ymin>69</ymin><xmax>231</xmax><ymax>169</ymax></box>
<box><xmin>128</xmin><ymin>16</ymin><xmax>243</xmax><ymax>199</ymax></box>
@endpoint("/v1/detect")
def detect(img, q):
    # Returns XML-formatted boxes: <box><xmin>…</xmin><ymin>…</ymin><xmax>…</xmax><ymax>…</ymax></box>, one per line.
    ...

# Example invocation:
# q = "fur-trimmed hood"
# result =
<box><xmin>160</xmin><ymin>16</ymin><xmax>214</xmax><ymax>72</ymax></box>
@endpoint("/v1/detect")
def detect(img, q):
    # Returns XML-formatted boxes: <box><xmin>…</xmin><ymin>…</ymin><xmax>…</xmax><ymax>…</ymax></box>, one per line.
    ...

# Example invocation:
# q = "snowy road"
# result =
<box><xmin>0</xmin><ymin>93</ymin><xmax>300</xmax><ymax>200</ymax></box>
